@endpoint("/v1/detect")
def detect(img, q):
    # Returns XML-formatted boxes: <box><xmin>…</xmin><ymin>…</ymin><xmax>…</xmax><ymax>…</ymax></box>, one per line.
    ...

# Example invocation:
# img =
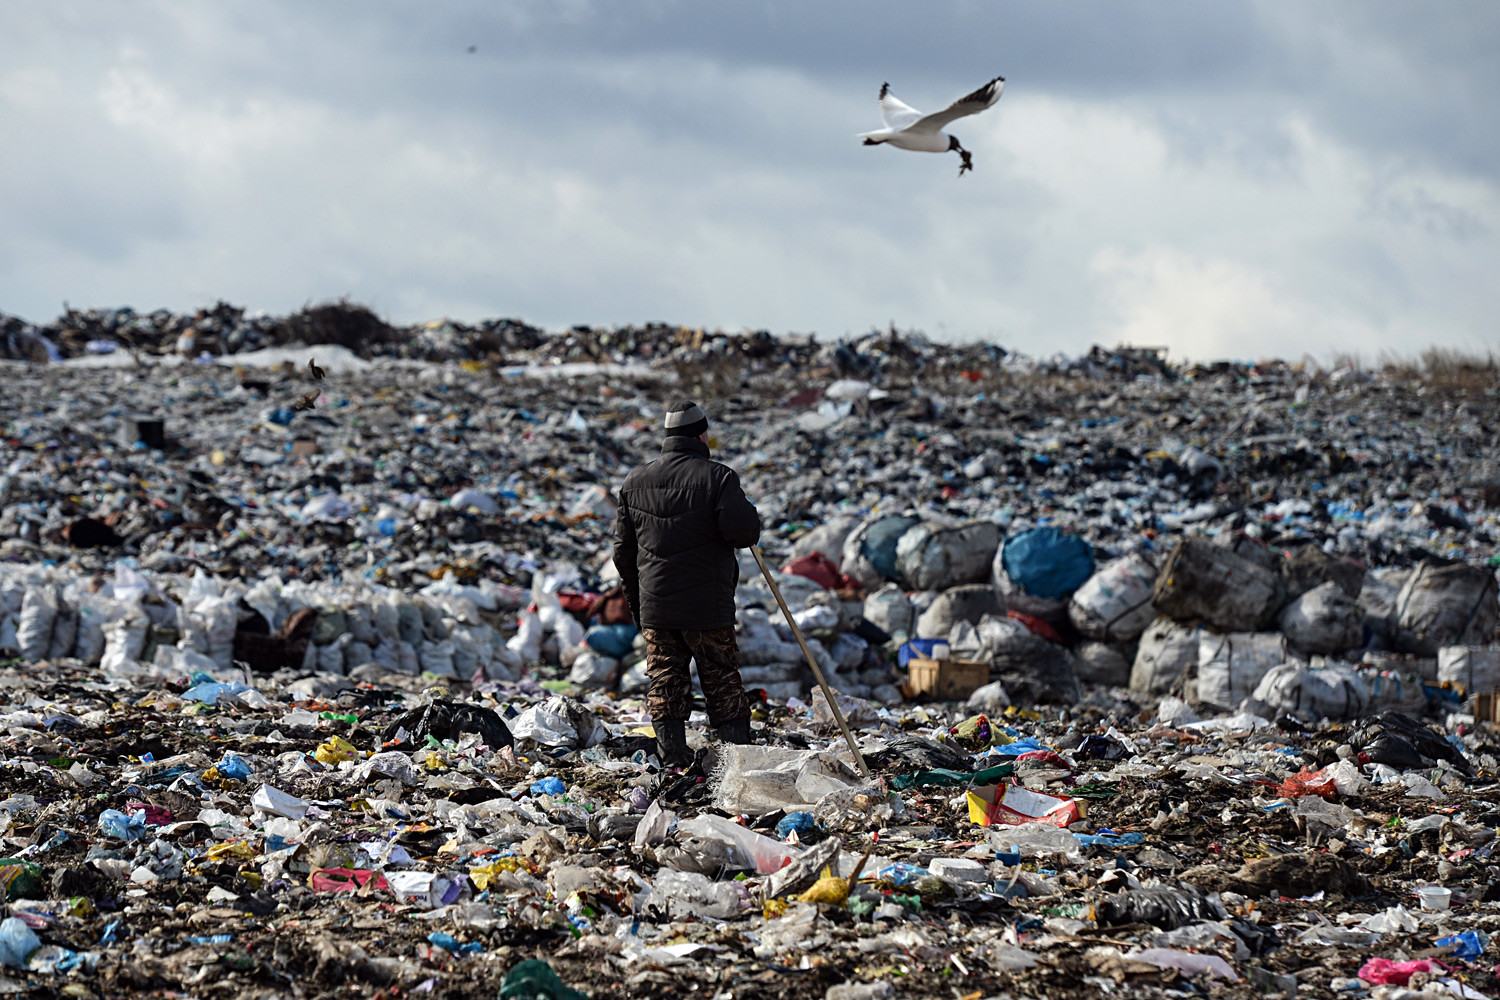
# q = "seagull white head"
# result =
<box><xmin>859</xmin><ymin>75</ymin><xmax>1005</xmax><ymax>177</ymax></box>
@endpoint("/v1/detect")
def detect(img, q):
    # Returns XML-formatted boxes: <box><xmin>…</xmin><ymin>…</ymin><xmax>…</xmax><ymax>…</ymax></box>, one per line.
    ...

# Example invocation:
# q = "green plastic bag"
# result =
<box><xmin>499</xmin><ymin>959</ymin><xmax>588</xmax><ymax>1000</ymax></box>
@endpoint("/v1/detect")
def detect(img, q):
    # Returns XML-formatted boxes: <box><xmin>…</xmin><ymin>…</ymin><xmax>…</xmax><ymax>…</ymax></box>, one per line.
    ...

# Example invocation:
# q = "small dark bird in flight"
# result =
<box><xmin>308</xmin><ymin>358</ymin><xmax>325</xmax><ymax>381</ymax></box>
<box><xmin>467</xmin><ymin>45</ymin><xmax>477</xmax><ymax>54</ymax></box>
<box><xmin>292</xmin><ymin>390</ymin><xmax>319</xmax><ymax>412</ymax></box>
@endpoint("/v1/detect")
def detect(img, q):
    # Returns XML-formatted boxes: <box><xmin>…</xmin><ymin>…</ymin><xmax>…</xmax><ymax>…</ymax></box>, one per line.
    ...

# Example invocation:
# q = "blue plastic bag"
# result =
<box><xmin>427</xmin><ymin>931</ymin><xmax>483</xmax><ymax>954</ymax></box>
<box><xmin>97</xmin><ymin>809</ymin><xmax>147</xmax><ymax>842</ymax></box>
<box><xmin>183</xmin><ymin>681</ymin><xmax>252</xmax><ymax>705</ymax></box>
<box><xmin>775</xmin><ymin>812</ymin><xmax>816</xmax><ymax>840</ymax></box>
<box><xmin>860</xmin><ymin>516</ymin><xmax>920</xmax><ymax>580</ymax></box>
<box><xmin>985</xmin><ymin>737</ymin><xmax>1051</xmax><ymax>757</ymax></box>
<box><xmin>897</xmin><ymin>638</ymin><xmax>944</xmax><ymax>668</ymax></box>
<box><xmin>875</xmin><ymin>863</ymin><xmax>930</xmax><ymax>886</ymax></box>
<box><xmin>1074</xmin><ymin>831</ymin><xmax>1145</xmax><ymax>848</ymax></box>
<box><xmin>1435</xmin><ymin>930</ymin><xmax>1488</xmax><ymax>960</ymax></box>
<box><xmin>0</xmin><ymin>917</ymin><xmax>39</xmax><ymax>969</ymax></box>
<box><xmin>529</xmin><ymin>776</ymin><xmax>566</xmax><ymax>797</ymax></box>
<box><xmin>217</xmin><ymin>752</ymin><xmax>253</xmax><ymax>781</ymax></box>
<box><xmin>1000</xmin><ymin>527</ymin><xmax>1094</xmax><ymax>599</ymax></box>
<box><xmin>584</xmin><ymin>624</ymin><xmax>638</xmax><ymax>658</ymax></box>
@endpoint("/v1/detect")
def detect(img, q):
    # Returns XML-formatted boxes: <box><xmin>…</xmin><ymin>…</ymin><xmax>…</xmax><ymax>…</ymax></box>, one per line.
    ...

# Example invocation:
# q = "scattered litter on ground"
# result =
<box><xmin>0</xmin><ymin>302</ymin><xmax>1496</xmax><ymax>998</ymax></box>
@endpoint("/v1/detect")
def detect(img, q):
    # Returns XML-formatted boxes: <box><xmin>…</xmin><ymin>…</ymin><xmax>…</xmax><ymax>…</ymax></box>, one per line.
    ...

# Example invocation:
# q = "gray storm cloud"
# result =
<box><xmin>1</xmin><ymin>1</ymin><xmax>1496</xmax><ymax>361</ymax></box>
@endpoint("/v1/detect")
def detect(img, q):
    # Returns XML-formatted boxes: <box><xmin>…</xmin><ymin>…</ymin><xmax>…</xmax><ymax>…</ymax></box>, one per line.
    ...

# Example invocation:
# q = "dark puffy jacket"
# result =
<box><xmin>614</xmin><ymin>437</ymin><xmax>761</xmax><ymax>629</ymax></box>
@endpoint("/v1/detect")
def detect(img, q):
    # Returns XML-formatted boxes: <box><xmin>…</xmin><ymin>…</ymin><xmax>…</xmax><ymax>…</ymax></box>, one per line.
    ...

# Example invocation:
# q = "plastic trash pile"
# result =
<box><xmin>0</xmin><ymin>301</ymin><xmax>1496</xmax><ymax>998</ymax></box>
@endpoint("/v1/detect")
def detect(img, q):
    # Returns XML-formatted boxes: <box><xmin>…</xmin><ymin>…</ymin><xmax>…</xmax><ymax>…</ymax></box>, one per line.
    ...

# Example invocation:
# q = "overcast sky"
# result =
<box><xmin>2</xmin><ymin>2</ymin><xmax>1498</xmax><ymax>361</ymax></box>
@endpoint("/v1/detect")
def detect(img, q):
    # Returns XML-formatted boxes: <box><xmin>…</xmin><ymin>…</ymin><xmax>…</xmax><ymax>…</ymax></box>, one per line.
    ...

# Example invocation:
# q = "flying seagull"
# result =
<box><xmin>859</xmin><ymin>76</ymin><xmax>1005</xmax><ymax>176</ymax></box>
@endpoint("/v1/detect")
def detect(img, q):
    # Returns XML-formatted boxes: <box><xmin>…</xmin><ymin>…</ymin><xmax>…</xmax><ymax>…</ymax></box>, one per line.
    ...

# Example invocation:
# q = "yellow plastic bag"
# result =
<box><xmin>796</xmin><ymin>867</ymin><xmax>850</xmax><ymax>905</ymax></box>
<box><xmin>314</xmin><ymin>735</ymin><xmax>358</xmax><ymax>765</ymax></box>
<box><xmin>206</xmin><ymin>840</ymin><xmax>256</xmax><ymax>862</ymax></box>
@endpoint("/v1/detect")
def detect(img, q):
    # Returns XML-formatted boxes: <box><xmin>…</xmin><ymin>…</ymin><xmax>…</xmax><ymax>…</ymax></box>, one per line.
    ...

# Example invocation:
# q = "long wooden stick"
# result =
<box><xmin>750</xmin><ymin>546</ymin><xmax>873</xmax><ymax>779</ymax></box>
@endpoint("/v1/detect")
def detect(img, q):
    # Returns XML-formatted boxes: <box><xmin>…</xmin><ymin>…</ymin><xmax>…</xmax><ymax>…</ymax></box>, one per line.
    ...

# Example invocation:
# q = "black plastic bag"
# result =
<box><xmin>380</xmin><ymin>699</ymin><xmax>512</xmax><ymax>750</ymax></box>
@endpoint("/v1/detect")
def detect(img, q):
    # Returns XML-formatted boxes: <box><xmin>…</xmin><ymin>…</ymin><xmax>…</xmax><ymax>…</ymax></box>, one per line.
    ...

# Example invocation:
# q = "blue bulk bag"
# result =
<box><xmin>584</xmin><ymin>623</ymin><xmax>639</xmax><ymax>658</ymax></box>
<box><xmin>1000</xmin><ymin>527</ymin><xmax>1094</xmax><ymax>599</ymax></box>
<box><xmin>861</xmin><ymin>515</ymin><xmax>920</xmax><ymax>580</ymax></box>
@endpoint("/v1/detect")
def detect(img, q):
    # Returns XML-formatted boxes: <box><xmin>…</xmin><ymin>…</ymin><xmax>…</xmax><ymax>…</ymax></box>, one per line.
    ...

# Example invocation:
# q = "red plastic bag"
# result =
<box><xmin>1016</xmin><ymin>750</ymin><xmax>1073</xmax><ymax>770</ymax></box>
<box><xmin>781</xmin><ymin>552</ymin><xmax>849</xmax><ymax>591</ymax></box>
<box><xmin>1278</xmin><ymin>767</ymin><xmax>1338</xmax><ymax>799</ymax></box>
<box><xmin>310</xmin><ymin>868</ymin><xmax>390</xmax><ymax>892</ymax></box>
<box><xmin>1007</xmin><ymin>610</ymin><xmax>1063</xmax><ymax>644</ymax></box>
<box><xmin>1357</xmin><ymin>958</ymin><xmax>1449</xmax><ymax>986</ymax></box>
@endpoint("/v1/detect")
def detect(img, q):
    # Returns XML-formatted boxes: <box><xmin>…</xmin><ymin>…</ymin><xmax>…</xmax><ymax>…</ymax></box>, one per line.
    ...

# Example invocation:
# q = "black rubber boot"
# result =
<box><xmin>654</xmin><ymin>719</ymin><xmax>692</xmax><ymax>767</ymax></box>
<box><xmin>715</xmin><ymin>717</ymin><xmax>752</xmax><ymax>745</ymax></box>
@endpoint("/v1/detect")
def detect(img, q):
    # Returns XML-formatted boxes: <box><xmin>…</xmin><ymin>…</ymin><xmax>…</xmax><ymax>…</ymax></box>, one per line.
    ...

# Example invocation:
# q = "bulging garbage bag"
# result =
<box><xmin>790</xmin><ymin>515</ymin><xmax>859</xmax><ymax>562</ymax></box>
<box><xmin>1068</xmin><ymin>553</ymin><xmax>1158</xmax><ymax>643</ymax></box>
<box><xmin>996</xmin><ymin>527</ymin><xmax>1094</xmax><ymax>611</ymax></box>
<box><xmin>567</xmin><ymin>649</ymin><xmax>619</xmax><ymax>689</ymax></box>
<box><xmin>1279</xmin><ymin>581</ymin><xmax>1363</xmax><ymax>655</ymax></box>
<box><xmin>1195</xmin><ymin>632</ymin><xmax>1290</xmax><ymax>711</ymax></box>
<box><xmin>915</xmin><ymin>584</ymin><xmax>1001</xmax><ymax>639</ymax></box>
<box><xmin>17</xmin><ymin>584</ymin><xmax>58</xmax><ymax>662</ymax></box>
<box><xmin>1437</xmin><ymin>645</ymin><xmax>1500</xmax><ymax>695</ymax></box>
<box><xmin>863</xmin><ymin>583</ymin><xmax>914</xmax><ymax>638</ymax></box>
<box><xmin>896</xmin><ymin>520</ymin><xmax>999</xmax><ymax>591</ymax></box>
<box><xmin>100</xmin><ymin>608</ymin><xmax>150</xmax><ymax>676</ymax></box>
<box><xmin>1152</xmin><ymin>537</ymin><xmax>1284</xmax><ymax>631</ymax></box>
<box><xmin>1391</xmin><ymin>559</ymin><xmax>1499</xmax><ymax>656</ymax></box>
<box><xmin>841</xmin><ymin>514</ymin><xmax>920</xmax><ymax>590</ymax></box>
<box><xmin>1248</xmin><ymin>661</ymin><xmax>1369</xmax><ymax>721</ymax></box>
<box><xmin>1130</xmin><ymin>618</ymin><xmax>1201</xmax><ymax>697</ymax></box>
<box><xmin>1281</xmin><ymin>545</ymin><xmax>1365</xmax><ymax>600</ymax></box>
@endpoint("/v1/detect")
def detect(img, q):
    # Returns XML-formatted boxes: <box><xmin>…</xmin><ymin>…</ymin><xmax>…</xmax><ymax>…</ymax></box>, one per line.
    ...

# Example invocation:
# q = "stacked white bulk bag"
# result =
<box><xmin>1437</xmin><ymin>646</ymin><xmax>1500</xmax><ymax>694</ymax></box>
<box><xmin>1391</xmin><ymin>560</ymin><xmax>1499</xmax><ymax>655</ymax></box>
<box><xmin>896</xmin><ymin>520</ymin><xmax>999</xmax><ymax>591</ymax></box>
<box><xmin>1196</xmin><ymin>632</ymin><xmax>1290</xmax><ymax>711</ymax></box>
<box><xmin>1068</xmin><ymin>553</ymin><xmax>1158</xmax><ymax>643</ymax></box>
<box><xmin>1279</xmin><ymin>581</ymin><xmax>1363</xmax><ymax>656</ymax></box>
<box><xmin>1130</xmin><ymin>618</ymin><xmax>1202</xmax><ymax>697</ymax></box>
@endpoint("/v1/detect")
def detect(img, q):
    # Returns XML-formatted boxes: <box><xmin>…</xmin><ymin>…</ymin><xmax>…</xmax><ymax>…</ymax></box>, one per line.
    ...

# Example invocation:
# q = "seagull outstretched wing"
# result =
<box><xmin>877</xmin><ymin>82</ymin><xmax>924</xmax><ymax>132</ymax></box>
<box><xmin>907</xmin><ymin>76</ymin><xmax>1005</xmax><ymax>134</ymax></box>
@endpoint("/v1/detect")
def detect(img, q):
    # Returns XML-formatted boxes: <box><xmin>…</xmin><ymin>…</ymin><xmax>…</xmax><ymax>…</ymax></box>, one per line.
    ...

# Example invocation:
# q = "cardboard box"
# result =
<box><xmin>906</xmin><ymin>657</ymin><xmax>989</xmax><ymax>701</ymax></box>
<box><xmin>1475</xmin><ymin>692</ymin><xmax>1500</xmax><ymax>724</ymax></box>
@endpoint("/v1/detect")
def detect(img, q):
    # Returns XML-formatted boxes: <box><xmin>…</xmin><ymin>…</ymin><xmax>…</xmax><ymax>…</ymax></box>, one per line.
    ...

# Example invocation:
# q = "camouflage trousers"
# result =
<box><xmin>641</xmin><ymin>626</ymin><xmax>750</xmax><ymax>726</ymax></box>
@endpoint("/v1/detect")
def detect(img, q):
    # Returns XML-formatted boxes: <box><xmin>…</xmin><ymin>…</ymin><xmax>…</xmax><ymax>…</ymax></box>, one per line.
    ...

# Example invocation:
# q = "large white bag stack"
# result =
<box><xmin>17</xmin><ymin>584</ymin><xmax>59</xmax><ymax>662</ymax></box>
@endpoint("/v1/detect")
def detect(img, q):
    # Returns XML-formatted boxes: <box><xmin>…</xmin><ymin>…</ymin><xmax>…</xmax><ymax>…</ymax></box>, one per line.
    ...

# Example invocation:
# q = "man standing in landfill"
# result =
<box><xmin>614</xmin><ymin>400</ymin><xmax>761</xmax><ymax>767</ymax></box>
